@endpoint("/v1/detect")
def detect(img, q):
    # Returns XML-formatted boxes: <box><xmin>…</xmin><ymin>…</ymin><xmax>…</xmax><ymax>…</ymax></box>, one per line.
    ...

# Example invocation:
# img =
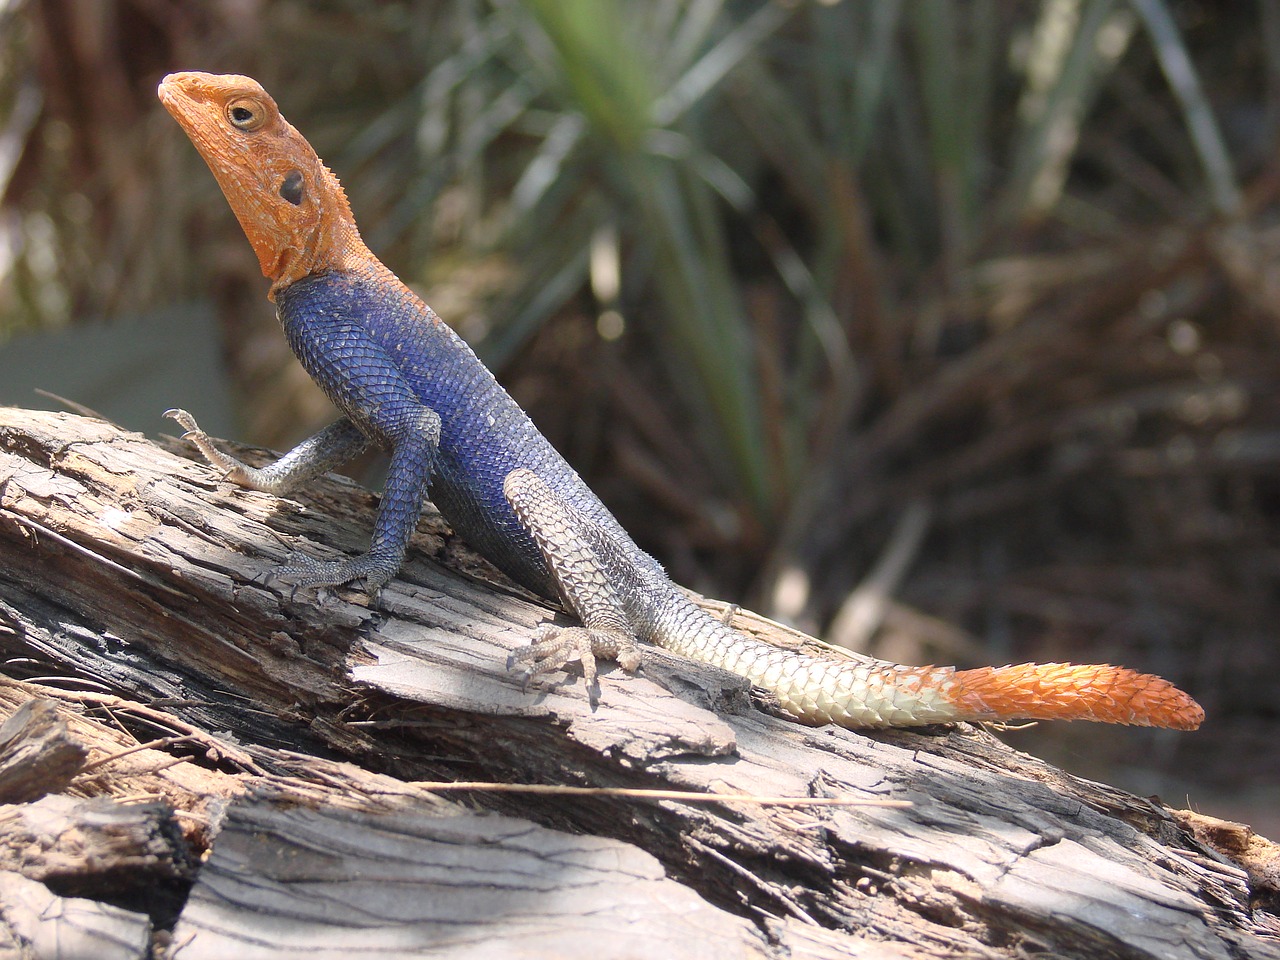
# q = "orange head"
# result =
<box><xmin>158</xmin><ymin>71</ymin><xmax>369</xmax><ymax>298</ymax></box>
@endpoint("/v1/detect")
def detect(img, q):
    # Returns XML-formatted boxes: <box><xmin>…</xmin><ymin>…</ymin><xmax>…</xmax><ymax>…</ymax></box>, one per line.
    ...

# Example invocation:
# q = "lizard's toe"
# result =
<box><xmin>510</xmin><ymin>625</ymin><xmax>602</xmax><ymax>703</ymax></box>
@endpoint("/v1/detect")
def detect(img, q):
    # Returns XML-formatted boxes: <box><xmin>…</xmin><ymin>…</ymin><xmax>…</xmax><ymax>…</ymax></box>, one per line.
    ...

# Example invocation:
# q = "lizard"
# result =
<box><xmin>157</xmin><ymin>71</ymin><xmax>1203</xmax><ymax>731</ymax></box>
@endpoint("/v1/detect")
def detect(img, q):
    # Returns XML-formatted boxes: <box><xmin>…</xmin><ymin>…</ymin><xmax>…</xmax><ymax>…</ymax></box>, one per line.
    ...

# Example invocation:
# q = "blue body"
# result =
<box><xmin>275</xmin><ymin>270</ymin><xmax>640</xmax><ymax>599</ymax></box>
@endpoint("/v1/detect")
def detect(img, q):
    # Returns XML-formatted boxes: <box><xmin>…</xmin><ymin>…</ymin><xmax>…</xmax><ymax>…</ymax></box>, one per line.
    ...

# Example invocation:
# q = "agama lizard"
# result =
<box><xmin>158</xmin><ymin>72</ymin><xmax>1203</xmax><ymax>731</ymax></box>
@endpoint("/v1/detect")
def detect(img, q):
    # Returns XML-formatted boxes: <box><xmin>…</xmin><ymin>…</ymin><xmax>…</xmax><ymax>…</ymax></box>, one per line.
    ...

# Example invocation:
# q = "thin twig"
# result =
<box><xmin>80</xmin><ymin>733</ymin><xmax>205</xmax><ymax>772</ymax></box>
<box><xmin>409</xmin><ymin>780</ymin><xmax>909</xmax><ymax>808</ymax></box>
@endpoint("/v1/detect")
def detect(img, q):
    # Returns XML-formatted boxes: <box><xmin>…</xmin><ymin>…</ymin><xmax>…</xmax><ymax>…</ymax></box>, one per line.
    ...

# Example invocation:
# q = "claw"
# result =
<box><xmin>164</xmin><ymin>408</ymin><xmax>200</xmax><ymax>434</ymax></box>
<box><xmin>509</xmin><ymin>623</ymin><xmax>646</xmax><ymax>708</ymax></box>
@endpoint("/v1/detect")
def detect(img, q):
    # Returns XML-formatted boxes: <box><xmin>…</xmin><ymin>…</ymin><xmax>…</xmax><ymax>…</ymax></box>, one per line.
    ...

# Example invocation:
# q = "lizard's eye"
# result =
<box><xmin>226</xmin><ymin>99</ymin><xmax>265</xmax><ymax>131</ymax></box>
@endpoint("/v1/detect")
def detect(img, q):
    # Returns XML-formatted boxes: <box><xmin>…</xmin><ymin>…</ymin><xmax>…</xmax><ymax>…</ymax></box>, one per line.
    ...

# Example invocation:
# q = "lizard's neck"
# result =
<box><xmin>232</xmin><ymin>162</ymin><xmax>377</xmax><ymax>301</ymax></box>
<box><xmin>258</xmin><ymin>200</ymin><xmax>372</xmax><ymax>301</ymax></box>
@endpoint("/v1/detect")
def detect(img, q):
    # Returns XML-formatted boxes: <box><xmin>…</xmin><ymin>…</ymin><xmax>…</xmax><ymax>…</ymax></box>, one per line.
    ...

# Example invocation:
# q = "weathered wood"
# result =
<box><xmin>0</xmin><ymin>794</ymin><xmax>187</xmax><ymax>889</ymax></box>
<box><xmin>0</xmin><ymin>870</ymin><xmax>151</xmax><ymax>960</ymax></box>
<box><xmin>0</xmin><ymin>674</ymin><xmax>776</xmax><ymax>960</ymax></box>
<box><xmin>0</xmin><ymin>676</ymin><xmax>254</xmax><ymax>820</ymax></box>
<box><xmin>1174</xmin><ymin>809</ymin><xmax>1280</xmax><ymax>914</ymax></box>
<box><xmin>0</xmin><ymin>406</ymin><xmax>1275</xmax><ymax>959</ymax></box>
<box><xmin>173</xmin><ymin>792</ymin><xmax>769</xmax><ymax>960</ymax></box>
<box><xmin>0</xmin><ymin>699</ymin><xmax>87</xmax><ymax>803</ymax></box>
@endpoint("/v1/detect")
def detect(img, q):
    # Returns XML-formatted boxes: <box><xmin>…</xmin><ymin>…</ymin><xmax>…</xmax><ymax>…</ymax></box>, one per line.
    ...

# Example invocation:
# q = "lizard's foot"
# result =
<box><xmin>271</xmin><ymin>549</ymin><xmax>398</xmax><ymax>597</ymax></box>
<box><xmin>509</xmin><ymin>624</ymin><xmax>644</xmax><ymax>706</ymax></box>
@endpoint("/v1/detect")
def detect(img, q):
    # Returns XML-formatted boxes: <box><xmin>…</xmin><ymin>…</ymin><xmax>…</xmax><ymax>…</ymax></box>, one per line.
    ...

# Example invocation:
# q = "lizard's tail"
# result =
<box><xmin>769</xmin><ymin>658</ymin><xmax>1203</xmax><ymax>730</ymax></box>
<box><xmin>662</xmin><ymin>605</ymin><xmax>1203</xmax><ymax>729</ymax></box>
<box><xmin>502</xmin><ymin>466</ymin><xmax>1204</xmax><ymax>731</ymax></box>
<box><xmin>936</xmin><ymin>662</ymin><xmax>1203</xmax><ymax>730</ymax></box>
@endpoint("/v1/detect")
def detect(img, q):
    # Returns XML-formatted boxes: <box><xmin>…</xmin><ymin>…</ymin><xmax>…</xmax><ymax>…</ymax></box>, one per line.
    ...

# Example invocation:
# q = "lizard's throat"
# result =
<box><xmin>251</xmin><ymin>217</ymin><xmax>359</xmax><ymax>301</ymax></box>
<box><xmin>264</xmin><ymin>247</ymin><xmax>310</xmax><ymax>300</ymax></box>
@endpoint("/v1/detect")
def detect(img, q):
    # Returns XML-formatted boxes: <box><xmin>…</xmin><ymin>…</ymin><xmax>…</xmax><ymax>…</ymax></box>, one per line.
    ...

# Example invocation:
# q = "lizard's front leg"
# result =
<box><xmin>503</xmin><ymin>468</ymin><xmax>644</xmax><ymax>702</ymax></box>
<box><xmin>275</xmin><ymin>403</ymin><xmax>441</xmax><ymax>594</ymax></box>
<box><xmin>169</xmin><ymin>369</ymin><xmax>440</xmax><ymax>595</ymax></box>
<box><xmin>166</xmin><ymin>409</ymin><xmax>369</xmax><ymax>494</ymax></box>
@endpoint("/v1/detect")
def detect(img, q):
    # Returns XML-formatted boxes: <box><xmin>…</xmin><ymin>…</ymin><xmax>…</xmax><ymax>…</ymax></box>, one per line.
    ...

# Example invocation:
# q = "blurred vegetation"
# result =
<box><xmin>2</xmin><ymin>0</ymin><xmax>1279</xmax><ymax>808</ymax></box>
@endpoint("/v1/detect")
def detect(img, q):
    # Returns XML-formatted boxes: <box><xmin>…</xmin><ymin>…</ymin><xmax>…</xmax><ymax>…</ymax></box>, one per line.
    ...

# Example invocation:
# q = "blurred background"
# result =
<box><xmin>0</xmin><ymin>0</ymin><xmax>1275</xmax><ymax>833</ymax></box>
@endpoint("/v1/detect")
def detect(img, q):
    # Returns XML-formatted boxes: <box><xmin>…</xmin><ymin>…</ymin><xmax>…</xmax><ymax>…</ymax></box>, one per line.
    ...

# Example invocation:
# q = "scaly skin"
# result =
<box><xmin>158</xmin><ymin>72</ymin><xmax>1203</xmax><ymax>731</ymax></box>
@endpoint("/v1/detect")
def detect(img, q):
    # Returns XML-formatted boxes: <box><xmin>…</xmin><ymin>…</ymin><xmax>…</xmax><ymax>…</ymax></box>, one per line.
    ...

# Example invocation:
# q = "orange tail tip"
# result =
<box><xmin>943</xmin><ymin>662</ymin><xmax>1203</xmax><ymax>730</ymax></box>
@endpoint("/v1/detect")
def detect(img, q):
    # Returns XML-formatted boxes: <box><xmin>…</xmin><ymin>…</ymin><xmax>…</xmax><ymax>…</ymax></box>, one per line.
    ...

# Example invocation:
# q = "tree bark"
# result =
<box><xmin>0</xmin><ymin>406</ymin><xmax>1274</xmax><ymax>959</ymax></box>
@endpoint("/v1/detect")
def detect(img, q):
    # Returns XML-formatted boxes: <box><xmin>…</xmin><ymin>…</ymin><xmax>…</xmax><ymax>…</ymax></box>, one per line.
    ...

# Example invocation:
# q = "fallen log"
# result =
<box><xmin>0</xmin><ymin>406</ymin><xmax>1274</xmax><ymax>959</ymax></box>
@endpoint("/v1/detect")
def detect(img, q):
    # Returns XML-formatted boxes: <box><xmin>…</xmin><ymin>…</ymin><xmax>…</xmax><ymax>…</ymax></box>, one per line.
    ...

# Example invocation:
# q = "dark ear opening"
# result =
<box><xmin>279</xmin><ymin>170</ymin><xmax>304</xmax><ymax>206</ymax></box>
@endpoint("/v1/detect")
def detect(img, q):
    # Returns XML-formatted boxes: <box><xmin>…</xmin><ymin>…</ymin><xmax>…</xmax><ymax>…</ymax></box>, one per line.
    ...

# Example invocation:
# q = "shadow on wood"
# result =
<box><xmin>0</xmin><ymin>406</ymin><xmax>1275</xmax><ymax>959</ymax></box>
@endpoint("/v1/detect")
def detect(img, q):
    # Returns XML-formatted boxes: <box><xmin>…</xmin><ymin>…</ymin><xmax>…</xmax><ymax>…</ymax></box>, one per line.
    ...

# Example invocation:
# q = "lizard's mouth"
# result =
<box><xmin>156</xmin><ymin>79</ymin><xmax>186</xmax><ymax>122</ymax></box>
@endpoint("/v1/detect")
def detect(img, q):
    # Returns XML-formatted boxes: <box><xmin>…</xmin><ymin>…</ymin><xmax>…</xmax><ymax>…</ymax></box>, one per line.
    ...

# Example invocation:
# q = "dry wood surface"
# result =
<box><xmin>0</xmin><ymin>405</ymin><xmax>1275</xmax><ymax>959</ymax></box>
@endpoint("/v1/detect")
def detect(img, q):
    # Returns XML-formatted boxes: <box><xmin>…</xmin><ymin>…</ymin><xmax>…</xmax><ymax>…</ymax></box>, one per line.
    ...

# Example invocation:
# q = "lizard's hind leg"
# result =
<box><xmin>503</xmin><ymin>468</ymin><xmax>644</xmax><ymax>704</ymax></box>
